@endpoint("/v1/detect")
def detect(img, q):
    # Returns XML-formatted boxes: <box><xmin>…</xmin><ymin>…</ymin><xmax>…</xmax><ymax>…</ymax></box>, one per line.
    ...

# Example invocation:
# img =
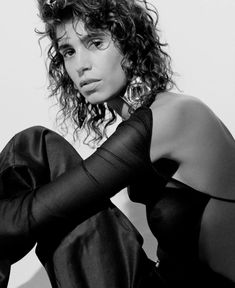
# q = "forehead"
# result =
<box><xmin>55</xmin><ymin>20</ymin><xmax>109</xmax><ymax>46</ymax></box>
<box><xmin>56</xmin><ymin>20</ymin><xmax>86</xmax><ymax>41</ymax></box>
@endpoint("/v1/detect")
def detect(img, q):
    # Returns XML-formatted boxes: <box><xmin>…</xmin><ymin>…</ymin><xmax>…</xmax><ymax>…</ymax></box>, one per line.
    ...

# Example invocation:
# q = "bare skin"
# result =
<box><xmin>151</xmin><ymin>92</ymin><xmax>235</xmax><ymax>198</ymax></box>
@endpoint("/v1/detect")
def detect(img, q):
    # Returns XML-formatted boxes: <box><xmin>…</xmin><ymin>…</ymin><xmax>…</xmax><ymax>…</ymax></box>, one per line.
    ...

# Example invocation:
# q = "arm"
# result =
<box><xmin>27</xmin><ymin>107</ymin><xmax>160</xmax><ymax>235</ymax></box>
<box><xmin>0</xmin><ymin>107</ymin><xmax>166</xmax><ymax>264</ymax></box>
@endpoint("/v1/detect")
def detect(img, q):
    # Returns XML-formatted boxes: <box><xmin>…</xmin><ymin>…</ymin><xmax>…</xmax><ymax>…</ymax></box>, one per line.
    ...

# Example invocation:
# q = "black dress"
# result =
<box><xmin>0</xmin><ymin>107</ymin><xmax>234</xmax><ymax>287</ymax></box>
<box><xmin>129</xmin><ymin>164</ymin><xmax>235</xmax><ymax>287</ymax></box>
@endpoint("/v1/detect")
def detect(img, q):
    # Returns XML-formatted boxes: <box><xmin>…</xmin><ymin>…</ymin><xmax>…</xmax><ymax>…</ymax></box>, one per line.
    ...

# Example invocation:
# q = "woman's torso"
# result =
<box><xmin>132</xmin><ymin>92</ymin><xmax>235</xmax><ymax>283</ymax></box>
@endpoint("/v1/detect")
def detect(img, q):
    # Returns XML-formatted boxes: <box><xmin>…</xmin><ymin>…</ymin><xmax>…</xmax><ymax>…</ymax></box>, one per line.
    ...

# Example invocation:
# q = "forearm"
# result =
<box><xmin>0</xmin><ymin>107</ymin><xmax>155</xmax><ymax>262</ymax></box>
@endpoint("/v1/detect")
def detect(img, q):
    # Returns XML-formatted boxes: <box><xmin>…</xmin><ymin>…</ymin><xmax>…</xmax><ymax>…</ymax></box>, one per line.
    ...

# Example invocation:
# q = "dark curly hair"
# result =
<box><xmin>36</xmin><ymin>0</ymin><xmax>175</xmax><ymax>145</ymax></box>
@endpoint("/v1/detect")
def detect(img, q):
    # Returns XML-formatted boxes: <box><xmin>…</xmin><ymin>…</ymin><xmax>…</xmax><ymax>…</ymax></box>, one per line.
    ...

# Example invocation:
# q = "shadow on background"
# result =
<box><xmin>121</xmin><ymin>193</ymin><xmax>158</xmax><ymax>260</ymax></box>
<box><xmin>17</xmin><ymin>268</ymin><xmax>51</xmax><ymax>288</ymax></box>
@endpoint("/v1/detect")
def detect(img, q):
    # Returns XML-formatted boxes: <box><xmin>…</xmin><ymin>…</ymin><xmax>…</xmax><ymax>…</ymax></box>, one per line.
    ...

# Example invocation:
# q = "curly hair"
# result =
<box><xmin>36</xmin><ymin>0</ymin><xmax>175</xmax><ymax>145</ymax></box>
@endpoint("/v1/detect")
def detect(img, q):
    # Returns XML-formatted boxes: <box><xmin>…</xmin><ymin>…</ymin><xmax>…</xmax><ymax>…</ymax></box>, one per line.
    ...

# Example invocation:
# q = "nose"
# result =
<box><xmin>75</xmin><ymin>48</ymin><xmax>92</xmax><ymax>77</ymax></box>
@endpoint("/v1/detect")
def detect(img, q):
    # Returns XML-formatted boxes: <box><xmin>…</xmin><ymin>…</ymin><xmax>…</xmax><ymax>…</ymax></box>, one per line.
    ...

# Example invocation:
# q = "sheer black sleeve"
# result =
<box><xmin>0</xmin><ymin>107</ymin><xmax>159</xmax><ymax>286</ymax></box>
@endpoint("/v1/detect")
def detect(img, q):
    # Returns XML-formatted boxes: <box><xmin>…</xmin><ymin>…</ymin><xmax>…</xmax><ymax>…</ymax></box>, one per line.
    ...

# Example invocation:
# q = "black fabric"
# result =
<box><xmin>43</xmin><ymin>203</ymin><xmax>163</xmax><ymax>288</ymax></box>
<box><xmin>128</xmin><ymin>160</ymin><xmax>235</xmax><ymax>287</ymax></box>
<box><xmin>0</xmin><ymin>107</ymin><xmax>165</xmax><ymax>287</ymax></box>
<box><xmin>147</xmin><ymin>179</ymin><xmax>210</xmax><ymax>287</ymax></box>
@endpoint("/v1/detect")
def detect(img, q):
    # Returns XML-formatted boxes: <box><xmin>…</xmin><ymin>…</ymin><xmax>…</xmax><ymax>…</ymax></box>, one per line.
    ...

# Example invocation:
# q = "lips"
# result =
<box><xmin>80</xmin><ymin>79</ymin><xmax>100</xmax><ymax>88</ymax></box>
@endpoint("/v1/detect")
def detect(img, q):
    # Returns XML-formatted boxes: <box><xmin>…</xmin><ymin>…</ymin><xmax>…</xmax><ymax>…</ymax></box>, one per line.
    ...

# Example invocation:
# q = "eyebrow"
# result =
<box><xmin>58</xmin><ymin>31</ymin><xmax>107</xmax><ymax>51</ymax></box>
<box><xmin>58</xmin><ymin>43</ymin><xmax>71</xmax><ymax>52</ymax></box>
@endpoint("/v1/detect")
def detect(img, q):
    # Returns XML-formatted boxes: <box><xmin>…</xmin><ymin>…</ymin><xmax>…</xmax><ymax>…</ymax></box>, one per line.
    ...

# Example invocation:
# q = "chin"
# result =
<box><xmin>86</xmin><ymin>99</ymin><xmax>104</xmax><ymax>105</ymax></box>
<box><xmin>85</xmin><ymin>93</ymin><xmax>110</xmax><ymax>105</ymax></box>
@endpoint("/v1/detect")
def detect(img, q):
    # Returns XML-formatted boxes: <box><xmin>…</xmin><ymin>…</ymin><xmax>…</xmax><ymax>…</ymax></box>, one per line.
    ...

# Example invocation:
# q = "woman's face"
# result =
<box><xmin>56</xmin><ymin>20</ymin><xmax>128</xmax><ymax>104</ymax></box>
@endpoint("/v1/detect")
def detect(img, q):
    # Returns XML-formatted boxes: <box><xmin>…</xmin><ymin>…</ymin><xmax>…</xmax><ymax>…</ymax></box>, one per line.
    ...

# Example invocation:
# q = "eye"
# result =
<box><xmin>61</xmin><ymin>48</ymin><xmax>75</xmax><ymax>59</ymax></box>
<box><xmin>88</xmin><ymin>38</ymin><xmax>104</xmax><ymax>49</ymax></box>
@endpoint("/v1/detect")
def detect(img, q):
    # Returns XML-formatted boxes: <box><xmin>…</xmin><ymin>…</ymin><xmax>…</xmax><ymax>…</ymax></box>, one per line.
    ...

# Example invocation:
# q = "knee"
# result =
<box><xmin>15</xmin><ymin>125</ymin><xmax>51</xmax><ymax>138</ymax></box>
<box><xmin>15</xmin><ymin>125</ymin><xmax>83</xmax><ymax>175</ymax></box>
<box><xmin>0</xmin><ymin>126</ymin><xmax>49</xmax><ymax>173</ymax></box>
<box><xmin>13</xmin><ymin>126</ymin><xmax>66</xmax><ymax>151</ymax></box>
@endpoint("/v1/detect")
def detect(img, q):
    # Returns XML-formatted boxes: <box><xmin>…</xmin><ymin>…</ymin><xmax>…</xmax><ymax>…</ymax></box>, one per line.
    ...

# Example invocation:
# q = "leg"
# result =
<box><xmin>44</xmin><ymin>204</ymin><xmax>159</xmax><ymax>288</ymax></box>
<box><xmin>1</xmin><ymin>126</ymin><xmax>159</xmax><ymax>288</ymax></box>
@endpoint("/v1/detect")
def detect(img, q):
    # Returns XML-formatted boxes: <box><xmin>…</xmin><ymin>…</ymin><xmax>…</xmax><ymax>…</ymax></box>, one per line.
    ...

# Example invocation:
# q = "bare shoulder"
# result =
<box><xmin>150</xmin><ymin>91</ymin><xmax>220</xmax><ymax>161</ymax></box>
<box><xmin>152</xmin><ymin>91</ymin><xmax>213</xmax><ymax>119</ymax></box>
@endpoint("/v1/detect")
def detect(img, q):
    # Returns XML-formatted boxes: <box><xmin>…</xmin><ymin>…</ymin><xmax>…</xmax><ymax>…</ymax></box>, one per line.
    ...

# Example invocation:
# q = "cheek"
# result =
<box><xmin>64</xmin><ymin>62</ymin><xmax>72</xmax><ymax>76</ymax></box>
<box><xmin>65</xmin><ymin>63</ymin><xmax>77</xmax><ymax>83</ymax></box>
<box><xmin>108</xmin><ymin>68</ymin><xmax>127</xmax><ymax>93</ymax></box>
<box><xmin>116</xmin><ymin>65</ymin><xmax>127</xmax><ymax>86</ymax></box>
<box><xmin>109</xmin><ymin>57</ymin><xmax>126</xmax><ymax>82</ymax></box>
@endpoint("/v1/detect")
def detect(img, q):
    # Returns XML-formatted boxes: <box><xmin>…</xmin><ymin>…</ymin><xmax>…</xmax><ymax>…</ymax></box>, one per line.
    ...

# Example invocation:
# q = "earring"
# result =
<box><xmin>120</xmin><ymin>77</ymin><xmax>150</xmax><ymax>113</ymax></box>
<box><xmin>46</xmin><ymin>0</ymin><xmax>57</xmax><ymax>9</ymax></box>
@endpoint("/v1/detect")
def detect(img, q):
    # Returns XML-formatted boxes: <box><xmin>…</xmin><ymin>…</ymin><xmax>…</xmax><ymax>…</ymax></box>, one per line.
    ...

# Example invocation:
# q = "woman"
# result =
<box><xmin>0</xmin><ymin>0</ymin><xmax>235</xmax><ymax>287</ymax></box>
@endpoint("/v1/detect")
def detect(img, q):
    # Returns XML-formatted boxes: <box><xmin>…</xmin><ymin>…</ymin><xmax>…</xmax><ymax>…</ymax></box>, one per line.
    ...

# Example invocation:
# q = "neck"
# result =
<box><xmin>107</xmin><ymin>97</ymin><xmax>131</xmax><ymax>120</ymax></box>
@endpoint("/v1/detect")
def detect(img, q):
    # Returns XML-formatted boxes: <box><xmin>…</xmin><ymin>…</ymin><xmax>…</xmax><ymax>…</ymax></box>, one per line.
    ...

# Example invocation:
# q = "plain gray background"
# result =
<box><xmin>0</xmin><ymin>0</ymin><xmax>234</xmax><ymax>287</ymax></box>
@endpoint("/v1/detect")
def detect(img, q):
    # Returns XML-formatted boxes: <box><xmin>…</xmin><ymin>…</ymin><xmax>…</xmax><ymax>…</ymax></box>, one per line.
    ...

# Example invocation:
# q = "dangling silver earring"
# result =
<box><xmin>120</xmin><ymin>77</ymin><xmax>150</xmax><ymax>113</ymax></box>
